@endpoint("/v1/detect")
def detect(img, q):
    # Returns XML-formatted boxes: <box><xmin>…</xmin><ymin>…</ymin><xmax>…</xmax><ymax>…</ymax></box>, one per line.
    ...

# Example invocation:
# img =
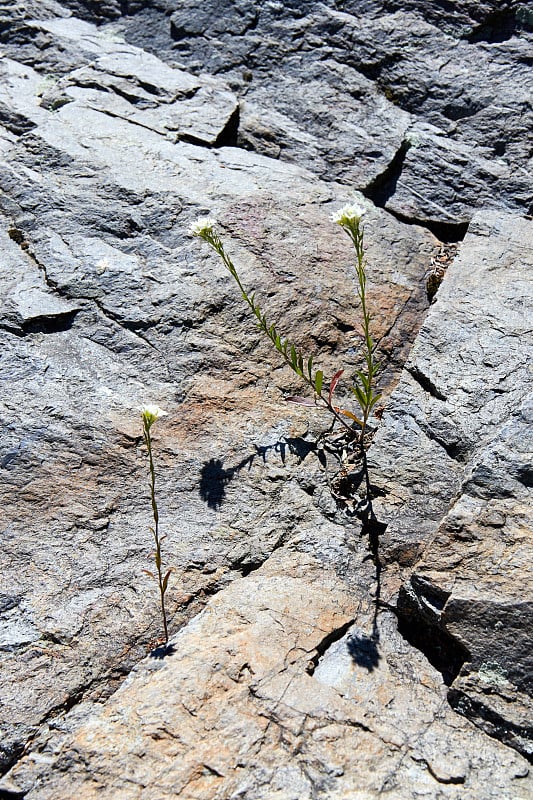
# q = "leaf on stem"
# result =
<box><xmin>368</xmin><ymin>392</ymin><xmax>382</xmax><ymax>409</ymax></box>
<box><xmin>335</xmin><ymin>407</ymin><xmax>364</xmax><ymax>427</ymax></box>
<box><xmin>162</xmin><ymin>569</ymin><xmax>173</xmax><ymax>595</ymax></box>
<box><xmin>352</xmin><ymin>384</ymin><xmax>368</xmax><ymax>409</ymax></box>
<box><xmin>285</xmin><ymin>396</ymin><xmax>317</xmax><ymax>406</ymax></box>
<box><xmin>355</xmin><ymin>370</ymin><xmax>370</xmax><ymax>391</ymax></box>
<box><xmin>328</xmin><ymin>369</ymin><xmax>344</xmax><ymax>404</ymax></box>
<box><xmin>315</xmin><ymin>370</ymin><xmax>323</xmax><ymax>395</ymax></box>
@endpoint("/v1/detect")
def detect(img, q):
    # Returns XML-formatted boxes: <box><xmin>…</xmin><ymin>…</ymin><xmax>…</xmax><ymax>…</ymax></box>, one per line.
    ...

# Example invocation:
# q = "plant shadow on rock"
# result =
<box><xmin>199</xmin><ymin>431</ymin><xmax>388</xmax><ymax>676</ymax></box>
<box><xmin>198</xmin><ymin>436</ymin><xmax>317</xmax><ymax>509</ymax></box>
<box><xmin>347</xmin><ymin>629</ymin><xmax>381</xmax><ymax>671</ymax></box>
<box><xmin>149</xmin><ymin>643</ymin><xmax>176</xmax><ymax>660</ymax></box>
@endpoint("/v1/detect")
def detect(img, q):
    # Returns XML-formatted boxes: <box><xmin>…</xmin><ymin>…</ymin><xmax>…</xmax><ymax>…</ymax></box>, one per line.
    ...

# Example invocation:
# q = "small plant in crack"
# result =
<box><xmin>191</xmin><ymin>204</ymin><xmax>381</xmax><ymax>504</ymax></box>
<box><xmin>331</xmin><ymin>204</ymin><xmax>382</xmax><ymax>437</ymax></box>
<box><xmin>141</xmin><ymin>404</ymin><xmax>173</xmax><ymax>647</ymax></box>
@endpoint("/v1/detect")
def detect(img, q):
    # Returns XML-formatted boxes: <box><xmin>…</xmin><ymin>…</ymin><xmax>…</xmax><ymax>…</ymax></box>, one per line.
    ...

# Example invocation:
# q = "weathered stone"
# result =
<box><xmin>237</xmin><ymin>58</ymin><xmax>412</xmax><ymax>186</ymax></box>
<box><xmin>5</xmin><ymin>553</ymin><xmax>531</xmax><ymax>799</ymax></box>
<box><xmin>0</xmin><ymin>59</ymin><xmax>51</xmax><ymax>133</ymax></box>
<box><xmin>0</xmin><ymin>1</ymin><xmax>531</xmax><ymax>796</ymax></box>
<box><xmin>0</xmin><ymin>12</ymin><xmax>440</xmax><ymax>779</ymax></box>
<box><xmin>0</xmin><ymin>226</ymin><xmax>81</xmax><ymax>335</ymax></box>
<box><xmin>364</xmin><ymin>210</ymin><xmax>533</xmax><ymax>756</ymax></box>
<box><xmin>383</xmin><ymin>121</ymin><xmax>532</xmax><ymax>225</ymax></box>
<box><xmin>399</xmin><ymin>391</ymin><xmax>533</xmax><ymax>759</ymax></box>
<box><xmin>122</xmin><ymin>0</ymin><xmax>533</xmax><ymax>221</ymax></box>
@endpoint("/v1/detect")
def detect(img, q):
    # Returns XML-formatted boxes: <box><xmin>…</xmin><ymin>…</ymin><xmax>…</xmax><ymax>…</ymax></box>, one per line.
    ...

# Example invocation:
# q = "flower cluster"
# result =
<box><xmin>140</xmin><ymin>404</ymin><xmax>167</xmax><ymax>429</ymax></box>
<box><xmin>331</xmin><ymin>202</ymin><xmax>366</xmax><ymax>227</ymax></box>
<box><xmin>189</xmin><ymin>217</ymin><xmax>217</xmax><ymax>238</ymax></box>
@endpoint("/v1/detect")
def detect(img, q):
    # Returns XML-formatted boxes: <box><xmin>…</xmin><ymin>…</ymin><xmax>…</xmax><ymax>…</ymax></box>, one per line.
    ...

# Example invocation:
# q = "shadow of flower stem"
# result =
<box><xmin>141</xmin><ymin>404</ymin><xmax>171</xmax><ymax>644</ymax></box>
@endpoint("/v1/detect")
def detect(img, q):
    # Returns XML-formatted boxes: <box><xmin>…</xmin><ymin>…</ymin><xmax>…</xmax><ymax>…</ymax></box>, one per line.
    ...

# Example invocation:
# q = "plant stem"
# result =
<box><xmin>203</xmin><ymin>231</ymin><xmax>357</xmax><ymax>437</ymax></box>
<box><xmin>143</xmin><ymin>421</ymin><xmax>169</xmax><ymax>644</ymax></box>
<box><xmin>339</xmin><ymin>219</ymin><xmax>381</xmax><ymax>501</ymax></box>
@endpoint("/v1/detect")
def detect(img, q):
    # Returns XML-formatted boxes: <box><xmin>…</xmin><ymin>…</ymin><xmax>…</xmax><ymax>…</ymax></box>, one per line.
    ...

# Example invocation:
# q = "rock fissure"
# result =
<box><xmin>406</xmin><ymin>364</ymin><xmax>448</xmax><ymax>401</ymax></box>
<box><xmin>362</xmin><ymin>138</ymin><xmax>411</xmax><ymax>210</ymax></box>
<box><xmin>7</xmin><ymin>227</ymin><xmax>164</xmax><ymax>349</ymax></box>
<box><xmin>448</xmin><ymin>687</ymin><xmax>533</xmax><ymax>764</ymax></box>
<box><xmin>305</xmin><ymin>618</ymin><xmax>356</xmax><ymax>677</ymax></box>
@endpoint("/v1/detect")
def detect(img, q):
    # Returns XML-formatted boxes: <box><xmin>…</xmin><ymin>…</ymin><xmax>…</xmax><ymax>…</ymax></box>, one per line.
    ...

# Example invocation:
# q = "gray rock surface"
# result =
<box><xmin>0</xmin><ymin>1</ymin><xmax>531</xmax><ymax>797</ymax></box>
<box><xmin>120</xmin><ymin>0</ymin><xmax>533</xmax><ymax>225</ymax></box>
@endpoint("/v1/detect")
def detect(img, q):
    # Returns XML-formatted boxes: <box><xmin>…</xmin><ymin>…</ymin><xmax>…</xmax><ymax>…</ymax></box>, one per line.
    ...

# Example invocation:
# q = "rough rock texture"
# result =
<box><xmin>0</xmin><ymin>1</ymin><xmax>531</xmax><ymax>798</ymax></box>
<box><xmin>120</xmin><ymin>0</ymin><xmax>533</xmax><ymax>227</ymax></box>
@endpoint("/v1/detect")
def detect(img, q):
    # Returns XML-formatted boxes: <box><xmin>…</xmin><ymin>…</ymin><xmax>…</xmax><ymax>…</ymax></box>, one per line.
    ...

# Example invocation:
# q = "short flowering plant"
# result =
<box><xmin>140</xmin><ymin>404</ymin><xmax>172</xmax><ymax>645</ymax></box>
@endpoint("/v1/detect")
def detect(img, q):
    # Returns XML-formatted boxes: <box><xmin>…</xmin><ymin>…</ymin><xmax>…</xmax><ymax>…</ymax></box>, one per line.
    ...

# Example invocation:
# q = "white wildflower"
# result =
<box><xmin>331</xmin><ymin>203</ymin><xmax>366</xmax><ymax>227</ymax></box>
<box><xmin>140</xmin><ymin>404</ymin><xmax>168</xmax><ymax>427</ymax></box>
<box><xmin>189</xmin><ymin>216</ymin><xmax>217</xmax><ymax>237</ymax></box>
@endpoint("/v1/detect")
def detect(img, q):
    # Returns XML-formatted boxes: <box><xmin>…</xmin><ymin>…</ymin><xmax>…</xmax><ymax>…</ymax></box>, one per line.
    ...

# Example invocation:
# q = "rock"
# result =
<box><xmin>0</xmin><ymin>226</ymin><xmax>81</xmax><ymax>335</ymax></box>
<box><xmin>382</xmin><ymin>121</ymin><xmax>532</xmax><ymax>225</ymax></box>
<box><xmin>237</xmin><ymin>58</ymin><xmax>412</xmax><ymax>187</ymax></box>
<box><xmin>0</xmin><ymin>1</ymin><xmax>531</xmax><ymax>796</ymax></box>
<box><xmin>370</xmin><ymin>210</ymin><xmax>532</xmax><ymax>579</ymax></box>
<box><xmin>0</xmin><ymin>59</ymin><xmax>51</xmax><ymax>133</ymax></box>
<box><xmin>0</xmin><ymin>8</ymin><xmax>439</xmax><ymax>779</ymax></box>
<box><xmin>6</xmin><ymin>554</ymin><xmax>532</xmax><ymax>799</ymax></box>
<box><xmin>123</xmin><ymin>0</ymin><xmax>533</xmax><ymax>221</ymax></box>
<box><xmin>399</xmin><ymin>392</ymin><xmax>533</xmax><ymax>760</ymax></box>
<box><xmin>367</xmin><ymin>210</ymin><xmax>533</xmax><ymax>755</ymax></box>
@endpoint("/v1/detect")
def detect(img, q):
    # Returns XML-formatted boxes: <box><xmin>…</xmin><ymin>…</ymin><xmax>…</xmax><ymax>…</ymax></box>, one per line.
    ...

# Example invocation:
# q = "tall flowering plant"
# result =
<box><xmin>331</xmin><ymin>204</ymin><xmax>382</xmax><ymax>443</ymax></box>
<box><xmin>191</xmin><ymin>204</ymin><xmax>380</xmax><ymax>454</ymax></box>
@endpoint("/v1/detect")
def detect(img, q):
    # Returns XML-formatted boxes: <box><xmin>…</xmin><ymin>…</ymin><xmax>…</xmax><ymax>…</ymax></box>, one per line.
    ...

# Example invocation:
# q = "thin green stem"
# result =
<box><xmin>339</xmin><ymin>219</ymin><xmax>381</xmax><ymax>501</ymax></box>
<box><xmin>143</xmin><ymin>422</ymin><xmax>169</xmax><ymax>644</ymax></box>
<box><xmin>202</xmin><ymin>230</ymin><xmax>358</xmax><ymax>437</ymax></box>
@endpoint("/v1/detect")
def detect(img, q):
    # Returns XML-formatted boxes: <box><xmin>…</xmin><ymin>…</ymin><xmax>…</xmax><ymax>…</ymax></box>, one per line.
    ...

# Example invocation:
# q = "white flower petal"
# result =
<box><xmin>189</xmin><ymin>216</ymin><xmax>217</xmax><ymax>237</ymax></box>
<box><xmin>331</xmin><ymin>203</ymin><xmax>366</xmax><ymax>226</ymax></box>
<box><xmin>140</xmin><ymin>404</ymin><xmax>168</xmax><ymax>426</ymax></box>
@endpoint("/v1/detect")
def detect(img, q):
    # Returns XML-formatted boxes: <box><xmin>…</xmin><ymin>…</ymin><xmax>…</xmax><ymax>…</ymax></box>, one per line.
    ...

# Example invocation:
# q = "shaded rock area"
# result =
<box><xmin>0</xmin><ymin>1</ymin><xmax>531</xmax><ymax>798</ymax></box>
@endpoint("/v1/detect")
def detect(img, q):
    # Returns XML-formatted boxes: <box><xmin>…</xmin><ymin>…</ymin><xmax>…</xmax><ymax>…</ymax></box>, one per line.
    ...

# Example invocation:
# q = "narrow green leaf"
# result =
<box><xmin>368</xmin><ymin>393</ymin><xmax>382</xmax><ymax>409</ymax></box>
<box><xmin>356</xmin><ymin>370</ymin><xmax>370</xmax><ymax>391</ymax></box>
<box><xmin>354</xmin><ymin>385</ymin><xmax>366</xmax><ymax>409</ymax></box>
<box><xmin>162</xmin><ymin>569</ymin><xmax>173</xmax><ymax>595</ymax></box>
<box><xmin>307</xmin><ymin>355</ymin><xmax>313</xmax><ymax>379</ymax></box>
<box><xmin>315</xmin><ymin>370</ymin><xmax>323</xmax><ymax>395</ymax></box>
<box><xmin>290</xmin><ymin>344</ymin><xmax>297</xmax><ymax>368</ymax></box>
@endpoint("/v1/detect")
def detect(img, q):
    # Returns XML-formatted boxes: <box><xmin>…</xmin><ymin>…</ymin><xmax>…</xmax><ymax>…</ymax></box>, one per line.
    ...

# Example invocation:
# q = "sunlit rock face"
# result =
<box><xmin>0</xmin><ymin>2</ymin><xmax>531</xmax><ymax>797</ymax></box>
